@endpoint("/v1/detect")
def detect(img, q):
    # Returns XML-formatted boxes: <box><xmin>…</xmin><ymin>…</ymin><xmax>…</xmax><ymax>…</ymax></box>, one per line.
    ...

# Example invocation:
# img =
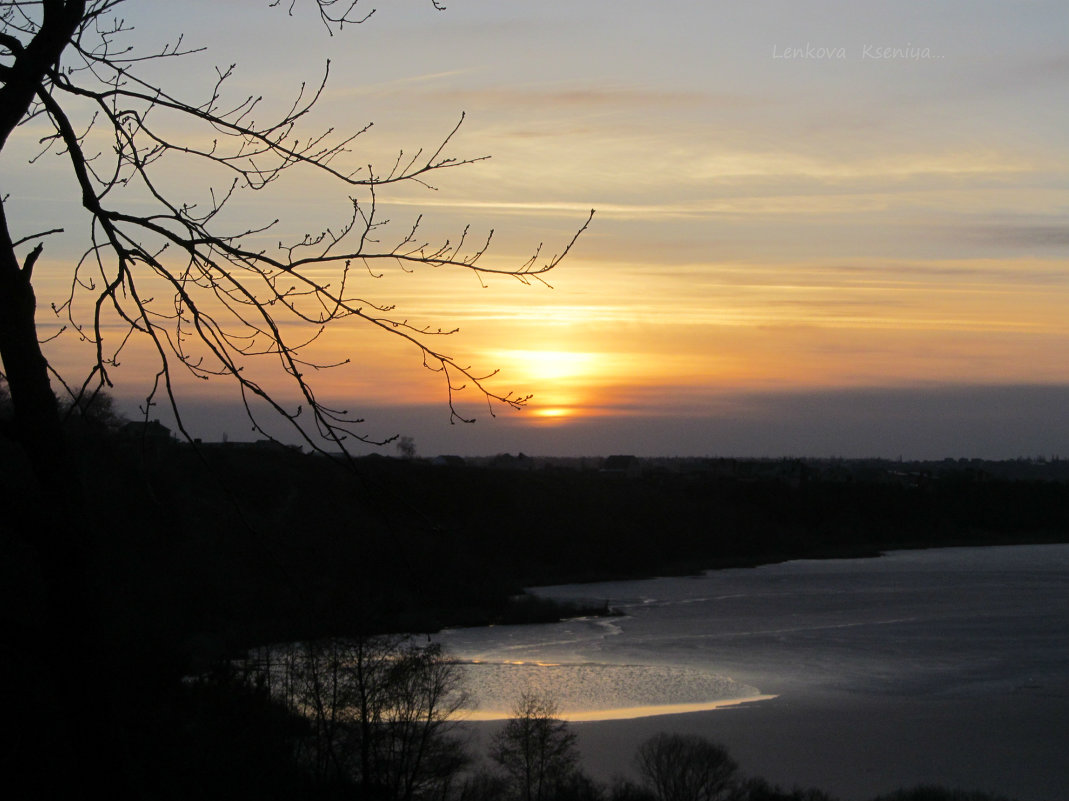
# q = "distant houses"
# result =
<box><xmin>118</xmin><ymin>419</ymin><xmax>174</xmax><ymax>442</ymax></box>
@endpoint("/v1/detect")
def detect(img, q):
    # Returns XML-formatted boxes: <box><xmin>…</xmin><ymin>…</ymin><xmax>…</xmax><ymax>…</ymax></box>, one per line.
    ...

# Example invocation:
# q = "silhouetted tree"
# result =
<box><xmin>458</xmin><ymin>771</ymin><xmax>514</xmax><ymax>801</ymax></box>
<box><xmin>491</xmin><ymin>692</ymin><xmax>581</xmax><ymax>801</ymax></box>
<box><xmin>250</xmin><ymin>635</ymin><xmax>471</xmax><ymax>800</ymax></box>
<box><xmin>61</xmin><ymin>387</ymin><xmax>123</xmax><ymax>434</ymax></box>
<box><xmin>1</xmin><ymin>0</ymin><xmax>591</xmax><ymax>456</ymax></box>
<box><xmin>635</xmin><ymin>733</ymin><xmax>739</xmax><ymax>801</ymax></box>
<box><xmin>374</xmin><ymin>640</ymin><xmax>472</xmax><ymax>801</ymax></box>
<box><xmin>397</xmin><ymin>436</ymin><xmax>418</xmax><ymax>460</ymax></box>
<box><xmin>0</xmin><ymin>1</ymin><xmax>588</xmax><ymax>796</ymax></box>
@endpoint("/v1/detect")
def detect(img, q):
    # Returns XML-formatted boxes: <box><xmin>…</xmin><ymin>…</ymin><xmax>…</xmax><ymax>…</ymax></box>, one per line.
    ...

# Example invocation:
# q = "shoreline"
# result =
<box><xmin>568</xmin><ymin>686</ymin><xmax>1069</xmax><ymax>801</ymax></box>
<box><xmin>462</xmin><ymin>685</ymin><xmax>1069</xmax><ymax>801</ymax></box>
<box><xmin>454</xmin><ymin>546</ymin><xmax>1069</xmax><ymax>801</ymax></box>
<box><xmin>462</xmin><ymin>693</ymin><xmax>779</xmax><ymax>722</ymax></box>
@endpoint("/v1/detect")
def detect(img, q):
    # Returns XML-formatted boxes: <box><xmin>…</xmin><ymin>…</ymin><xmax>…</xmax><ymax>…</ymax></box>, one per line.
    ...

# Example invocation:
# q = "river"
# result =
<box><xmin>437</xmin><ymin>544</ymin><xmax>1069</xmax><ymax>720</ymax></box>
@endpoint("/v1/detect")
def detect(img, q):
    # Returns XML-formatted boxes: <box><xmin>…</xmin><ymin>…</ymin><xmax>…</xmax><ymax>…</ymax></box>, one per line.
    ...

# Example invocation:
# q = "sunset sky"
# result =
<box><xmin>11</xmin><ymin>0</ymin><xmax>1069</xmax><ymax>457</ymax></box>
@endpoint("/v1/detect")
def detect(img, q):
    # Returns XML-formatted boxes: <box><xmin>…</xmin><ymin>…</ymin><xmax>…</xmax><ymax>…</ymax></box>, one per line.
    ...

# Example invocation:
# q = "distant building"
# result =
<box><xmin>118</xmin><ymin>420</ymin><xmax>174</xmax><ymax>442</ymax></box>
<box><xmin>193</xmin><ymin>438</ymin><xmax>300</xmax><ymax>453</ymax></box>
<box><xmin>116</xmin><ymin>420</ymin><xmax>176</xmax><ymax>454</ymax></box>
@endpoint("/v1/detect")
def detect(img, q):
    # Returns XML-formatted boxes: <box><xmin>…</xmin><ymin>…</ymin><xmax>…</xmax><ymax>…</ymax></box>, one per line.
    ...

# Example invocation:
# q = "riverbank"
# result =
<box><xmin>449</xmin><ymin>546</ymin><xmax>1069</xmax><ymax>801</ymax></box>
<box><xmin>464</xmin><ymin>683</ymin><xmax>1069</xmax><ymax>801</ymax></box>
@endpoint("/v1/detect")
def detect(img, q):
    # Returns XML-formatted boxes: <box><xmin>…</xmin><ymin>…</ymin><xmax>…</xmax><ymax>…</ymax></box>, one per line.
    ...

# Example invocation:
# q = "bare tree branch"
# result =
<box><xmin>1</xmin><ymin>0</ymin><xmax>594</xmax><ymax>457</ymax></box>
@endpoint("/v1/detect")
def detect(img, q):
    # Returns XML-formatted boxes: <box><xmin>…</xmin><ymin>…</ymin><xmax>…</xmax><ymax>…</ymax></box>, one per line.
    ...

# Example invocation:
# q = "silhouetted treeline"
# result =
<box><xmin>9</xmin><ymin>429</ymin><xmax>1067</xmax><ymax>665</ymax></box>
<box><xmin>317</xmin><ymin>452</ymin><xmax>1069</xmax><ymax>590</ymax></box>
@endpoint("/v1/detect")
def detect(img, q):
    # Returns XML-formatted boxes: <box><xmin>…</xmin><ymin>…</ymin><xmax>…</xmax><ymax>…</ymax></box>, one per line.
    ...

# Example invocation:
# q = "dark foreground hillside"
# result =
<box><xmin>2</xmin><ymin>431</ymin><xmax>1066</xmax><ymax>799</ymax></box>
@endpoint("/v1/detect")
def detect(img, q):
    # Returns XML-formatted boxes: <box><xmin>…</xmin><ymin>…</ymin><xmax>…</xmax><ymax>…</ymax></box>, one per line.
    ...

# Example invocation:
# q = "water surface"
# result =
<box><xmin>437</xmin><ymin>545</ymin><xmax>1069</xmax><ymax>719</ymax></box>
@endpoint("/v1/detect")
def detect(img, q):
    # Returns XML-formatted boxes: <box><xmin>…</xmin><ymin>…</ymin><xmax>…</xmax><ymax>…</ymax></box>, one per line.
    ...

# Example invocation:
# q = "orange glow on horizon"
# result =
<box><xmin>483</xmin><ymin>348</ymin><xmax>608</xmax><ymax>422</ymax></box>
<box><xmin>38</xmin><ymin>246</ymin><xmax>1069</xmax><ymax>434</ymax></box>
<box><xmin>492</xmin><ymin>349</ymin><xmax>599</xmax><ymax>383</ymax></box>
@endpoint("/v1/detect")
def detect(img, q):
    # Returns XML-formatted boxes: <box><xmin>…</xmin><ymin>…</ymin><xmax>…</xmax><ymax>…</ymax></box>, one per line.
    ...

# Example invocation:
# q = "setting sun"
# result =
<box><xmin>482</xmin><ymin>349</ymin><xmax>606</xmax><ymax>422</ymax></box>
<box><xmin>531</xmin><ymin>406</ymin><xmax>573</xmax><ymax>421</ymax></box>
<box><xmin>491</xmin><ymin>350</ymin><xmax>598</xmax><ymax>383</ymax></box>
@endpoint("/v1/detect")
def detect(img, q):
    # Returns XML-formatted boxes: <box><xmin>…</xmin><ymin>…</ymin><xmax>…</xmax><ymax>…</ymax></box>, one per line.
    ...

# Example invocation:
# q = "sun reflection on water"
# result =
<box><xmin>454</xmin><ymin>660</ymin><xmax>765</xmax><ymax>722</ymax></box>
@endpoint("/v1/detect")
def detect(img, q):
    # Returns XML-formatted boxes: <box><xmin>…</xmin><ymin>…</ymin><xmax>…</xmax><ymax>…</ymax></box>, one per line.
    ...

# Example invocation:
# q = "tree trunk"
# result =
<box><xmin>0</xmin><ymin>3</ymin><xmax>132</xmax><ymax>792</ymax></box>
<box><xmin>0</xmin><ymin>215</ymin><xmax>133</xmax><ymax>796</ymax></box>
<box><xmin>0</xmin><ymin>215</ymin><xmax>65</xmax><ymax>471</ymax></box>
